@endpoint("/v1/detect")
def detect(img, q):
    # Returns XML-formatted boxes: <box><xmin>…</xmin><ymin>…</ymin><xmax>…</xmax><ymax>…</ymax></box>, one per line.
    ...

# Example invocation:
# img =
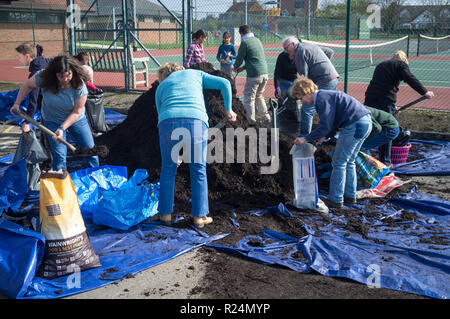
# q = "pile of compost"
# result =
<box><xmin>96</xmin><ymin>62</ymin><xmax>312</xmax><ymax>212</ymax></box>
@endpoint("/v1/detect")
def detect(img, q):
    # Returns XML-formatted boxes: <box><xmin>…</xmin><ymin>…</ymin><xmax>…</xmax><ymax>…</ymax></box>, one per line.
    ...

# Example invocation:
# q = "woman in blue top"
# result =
<box><xmin>216</xmin><ymin>31</ymin><xmax>237</xmax><ymax>77</ymax></box>
<box><xmin>291</xmin><ymin>76</ymin><xmax>372</xmax><ymax>209</ymax></box>
<box><xmin>11</xmin><ymin>55</ymin><xmax>99</xmax><ymax>171</ymax></box>
<box><xmin>155</xmin><ymin>62</ymin><xmax>237</xmax><ymax>228</ymax></box>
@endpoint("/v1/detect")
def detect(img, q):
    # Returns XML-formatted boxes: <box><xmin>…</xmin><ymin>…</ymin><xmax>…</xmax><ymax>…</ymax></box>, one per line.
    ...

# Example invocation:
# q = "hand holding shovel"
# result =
<box><xmin>14</xmin><ymin>109</ymin><xmax>109</xmax><ymax>158</ymax></box>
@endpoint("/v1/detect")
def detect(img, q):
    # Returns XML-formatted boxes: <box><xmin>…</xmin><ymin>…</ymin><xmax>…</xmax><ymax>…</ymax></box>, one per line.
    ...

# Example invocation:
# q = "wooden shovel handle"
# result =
<box><xmin>16</xmin><ymin>110</ymin><xmax>77</xmax><ymax>153</ymax></box>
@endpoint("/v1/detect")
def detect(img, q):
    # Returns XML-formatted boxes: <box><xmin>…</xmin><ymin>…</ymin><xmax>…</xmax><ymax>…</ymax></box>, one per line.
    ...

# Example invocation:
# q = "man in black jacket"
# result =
<box><xmin>364</xmin><ymin>50</ymin><xmax>434</xmax><ymax>166</ymax></box>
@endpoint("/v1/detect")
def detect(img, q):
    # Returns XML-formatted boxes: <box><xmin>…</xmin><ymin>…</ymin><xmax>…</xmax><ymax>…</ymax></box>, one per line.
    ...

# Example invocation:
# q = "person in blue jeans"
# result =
<box><xmin>291</xmin><ymin>76</ymin><xmax>372</xmax><ymax>209</ymax></box>
<box><xmin>11</xmin><ymin>55</ymin><xmax>99</xmax><ymax>171</ymax></box>
<box><xmin>360</xmin><ymin>106</ymin><xmax>400</xmax><ymax>158</ymax></box>
<box><xmin>282</xmin><ymin>36</ymin><xmax>339</xmax><ymax>137</ymax></box>
<box><xmin>155</xmin><ymin>62</ymin><xmax>237</xmax><ymax>228</ymax></box>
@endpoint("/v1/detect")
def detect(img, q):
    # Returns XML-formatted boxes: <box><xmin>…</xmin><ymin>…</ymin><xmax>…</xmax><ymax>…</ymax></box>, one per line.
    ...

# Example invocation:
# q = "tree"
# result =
<box><xmin>315</xmin><ymin>0</ymin><xmax>374</xmax><ymax>19</ymax></box>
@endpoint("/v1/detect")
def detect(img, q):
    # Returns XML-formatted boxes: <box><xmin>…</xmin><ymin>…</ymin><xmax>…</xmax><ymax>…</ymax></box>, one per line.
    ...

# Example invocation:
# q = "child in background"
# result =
<box><xmin>15</xmin><ymin>43</ymin><xmax>48</xmax><ymax>133</ymax></box>
<box><xmin>216</xmin><ymin>31</ymin><xmax>236</xmax><ymax>77</ymax></box>
<box><xmin>184</xmin><ymin>29</ymin><xmax>208</xmax><ymax>68</ymax></box>
<box><xmin>73</xmin><ymin>52</ymin><xmax>103</xmax><ymax>93</ymax></box>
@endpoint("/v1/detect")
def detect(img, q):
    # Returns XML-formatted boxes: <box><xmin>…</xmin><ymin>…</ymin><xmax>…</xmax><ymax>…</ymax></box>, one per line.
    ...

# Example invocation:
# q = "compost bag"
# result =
<box><xmin>37</xmin><ymin>170</ymin><xmax>101</xmax><ymax>279</ymax></box>
<box><xmin>289</xmin><ymin>144</ymin><xmax>326</xmax><ymax>211</ymax></box>
<box><xmin>356</xmin><ymin>151</ymin><xmax>390</xmax><ymax>189</ymax></box>
<box><xmin>85</xmin><ymin>91</ymin><xmax>108</xmax><ymax>133</ymax></box>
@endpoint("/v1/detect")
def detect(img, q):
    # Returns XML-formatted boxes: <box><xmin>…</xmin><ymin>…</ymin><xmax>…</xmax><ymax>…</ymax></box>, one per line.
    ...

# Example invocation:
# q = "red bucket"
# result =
<box><xmin>390</xmin><ymin>144</ymin><xmax>412</xmax><ymax>164</ymax></box>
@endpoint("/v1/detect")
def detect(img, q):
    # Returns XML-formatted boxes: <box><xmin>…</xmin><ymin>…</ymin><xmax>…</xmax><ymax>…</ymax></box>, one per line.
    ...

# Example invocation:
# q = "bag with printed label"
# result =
<box><xmin>37</xmin><ymin>170</ymin><xmax>101</xmax><ymax>279</ymax></box>
<box><xmin>289</xmin><ymin>144</ymin><xmax>327</xmax><ymax>212</ymax></box>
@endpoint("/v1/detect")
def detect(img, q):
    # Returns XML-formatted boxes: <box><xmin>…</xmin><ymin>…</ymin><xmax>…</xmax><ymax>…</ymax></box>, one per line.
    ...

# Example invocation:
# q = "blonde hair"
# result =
<box><xmin>393</xmin><ymin>50</ymin><xmax>408</xmax><ymax>64</ymax></box>
<box><xmin>289</xmin><ymin>76</ymin><xmax>318</xmax><ymax>98</ymax></box>
<box><xmin>15</xmin><ymin>42</ymin><xmax>36</xmax><ymax>58</ymax></box>
<box><xmin>157</xmin><ymin>62</ymin><xmax>185</xmax><ymax>82</ymax></box>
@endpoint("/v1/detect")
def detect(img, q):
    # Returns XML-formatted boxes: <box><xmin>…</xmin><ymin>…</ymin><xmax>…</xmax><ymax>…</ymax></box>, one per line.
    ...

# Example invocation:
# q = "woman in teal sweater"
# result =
<box><xmin>155</xmin><ymin>62</ymin><xmax>237</xmax><ymax>228</ymax></box>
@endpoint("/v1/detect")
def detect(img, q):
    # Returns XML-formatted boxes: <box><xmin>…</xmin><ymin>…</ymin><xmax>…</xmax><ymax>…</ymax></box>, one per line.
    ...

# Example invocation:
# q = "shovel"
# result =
<box><xmin>15</xmin><ymin>110</ymin><xmax>109</xmax><ymax>158</ymax></box>
<box><xmin>395</xmin><ymin>96</ymin><xmax>427</xmax><ymax>115</ymax></box>
<box><xmin>0</xmin><ymin>116</ymin><xmax>21</xmax><ymax>125</ymax></box>
<box><xmin>213</xmin><ymin>117</ymin><xmax>230</xmax><ymax>129</ymax></box>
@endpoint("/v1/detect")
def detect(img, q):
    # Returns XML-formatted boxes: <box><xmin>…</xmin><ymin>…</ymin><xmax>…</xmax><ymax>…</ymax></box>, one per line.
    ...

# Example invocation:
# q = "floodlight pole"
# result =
<box><xmin>307</xmin><ymin>0</ymin><xmax>310</xmax><ymax>40</ymax></box>
<box><xmin>66</xmin><ymin>0</ymin><xmax>76</xmax><ymax>56</ymax></box>
<box><xmin>344</xmin><ymin>0</ymin><xmax>351</xmax><ymax>93</ymax></box>
<box><xmin>245</xmin><ymin>0</ymin><xmax>248</xmax><ymax>25</ymax></box>
<box><xmin>122</xmin><ymin>0</ymin><xmax>130</xmax><ymax>91</ymax></box>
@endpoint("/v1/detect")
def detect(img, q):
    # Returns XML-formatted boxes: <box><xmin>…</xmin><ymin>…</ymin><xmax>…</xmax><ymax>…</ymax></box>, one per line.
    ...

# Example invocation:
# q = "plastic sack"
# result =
<box><xmin>85</xmin><ymin>91</ymin><xmax>108</xmax><ymax>133</ymax></box>
<box><xmin>392</xmin><ymin>126</ymin><xmax>411</xmax><ymax>147</ymax></box>
<box><xmin>38</xmin><ymin>170</ymin><xmax>101</xmax><ymax>279</ymax></box>
<box><xmin>356</xmin><ymin>151</ymin><xmax>390</xmax><ymax>189</ymax></box>
<box><xmin>289</xmin><ymin>144</ymin><xmax>323</xmax><ymax>211</ymax></box>
<box><xmin>0</xmin><ymin>218</ymin><xmax>45</xmax><ymax>299</ymax></box>
<box><xmin>93</xmin><ymin>169</ymin><xmax>160</xmax><ymax>230</ymax></box>
<box><xmin>0</xmin><ymin>89</ymin><xmax>29</xmax><ymax>124</ymax></box>
<box><xmin>13</xmin><ymin>131</ymin><xmax>48</xmax><ymax>191</ymax></box>
<box><xmin>70</xmin><ymin>166</ymin><xmax>129</xmax><ymax>220</ymax></box>
<box><xmin>0</xmin><ymin>159</ymin><xmax>28</xmax><ymax>214</ymax></box>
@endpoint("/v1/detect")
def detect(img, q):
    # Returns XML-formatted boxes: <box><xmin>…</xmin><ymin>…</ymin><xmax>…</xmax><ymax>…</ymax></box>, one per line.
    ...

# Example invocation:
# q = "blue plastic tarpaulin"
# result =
<box><xmin>104</xmin><ymin>109</ymin><xmax>126</xmax><ymax>126</ymax></box>
<box><xmin>0</xmin><ymin>218</ymin><xmax>45</xmax><ymax>299</ymax></box>
<box><xmin>392</xmin><ymin>140</ymin><xmax>450</xmax><ymax>176</ymax></box>
<box><xmin>207</xmin><ymin>193</ymin><xmax>450</xmax><ymax>299</ymax></box>
<box><xmin>0</xmin><ymin>159</ymin><xmax>28</xmax><ymax>214</ymax></box>
<box><xmin>0</xmin><ymin>89</ymin><xmax>39</xmax><ymax>125</ymax></box>
<box><xmin>1</xmin><ymin>139</ymin><xmax>449</xmax><ymax>299</ymax></box>
<box><xmin>71</xmin><ymin>166</ymin><xmax>159</xmax><ymax>230</ymax></box>
<box><xmin>0</xmin><ymin>218</ymin><xmax>227</xmax><ymax>299</ymax></box>
<box><xmin>0</xmin><ymin>89</ymin><xmax>125</xmax><ymax>127</ymax></box>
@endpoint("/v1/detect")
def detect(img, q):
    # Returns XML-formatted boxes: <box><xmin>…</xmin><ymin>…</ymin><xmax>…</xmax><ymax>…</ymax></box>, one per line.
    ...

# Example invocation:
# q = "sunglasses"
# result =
<box><xmin>283</xmin><ymin>42</ymin><xmax>292</xmax><ymax>52</ymax></box>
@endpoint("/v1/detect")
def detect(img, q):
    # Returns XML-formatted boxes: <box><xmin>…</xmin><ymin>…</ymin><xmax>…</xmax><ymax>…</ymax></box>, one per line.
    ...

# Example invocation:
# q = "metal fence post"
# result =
<box><xmin>122</xmin><ymin>0</ymin><xmax>130</xmax><ymax>91</ymax></box>
<box><xmin>66</xmin><ymin>0</ymin><xmax>76</xmax><ymax>56</ymax></box>
<box><xmin>344</xmin><ymin>0</ymin><xmax>351</xmax><ymax>93</ymax></box>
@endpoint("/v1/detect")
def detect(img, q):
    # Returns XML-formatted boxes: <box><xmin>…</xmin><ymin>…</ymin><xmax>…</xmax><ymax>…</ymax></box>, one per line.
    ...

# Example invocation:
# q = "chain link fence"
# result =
<box><xmin>0</xmin><ymin>0</ymin><xmax>449</xmax><ymax>109</ymax></box>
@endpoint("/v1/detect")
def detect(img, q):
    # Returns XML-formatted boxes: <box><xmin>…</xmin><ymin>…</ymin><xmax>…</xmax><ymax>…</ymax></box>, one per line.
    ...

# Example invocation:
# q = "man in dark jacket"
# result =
<box><xmin>282</xmin><ymin>36</ymin><xmax>339</xmax><ymax>137</ymax></box>
<box><xmin>364</xmin><ymin>50</ymin><xmax>434</xmax><ymax>165</ymax></box>
<box><xmin>15</xmin><ymin>43</ymin><xmax>48</xmax><ymax>133</ymax></box>
<box><xmin>273</xmin><ymin>51</ymin><xmax>301</xmax><ymax>131</ymax></box>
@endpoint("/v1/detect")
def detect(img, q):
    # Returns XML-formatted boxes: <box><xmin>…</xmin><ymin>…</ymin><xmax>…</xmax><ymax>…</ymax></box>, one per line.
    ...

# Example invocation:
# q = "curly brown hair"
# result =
<box><xmin>39</xmin><ymin>55</ymin><xmax>89</xmax><ymax>94</ymax></box>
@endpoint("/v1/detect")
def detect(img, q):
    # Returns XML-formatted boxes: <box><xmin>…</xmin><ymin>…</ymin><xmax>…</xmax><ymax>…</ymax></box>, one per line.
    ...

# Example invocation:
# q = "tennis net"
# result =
<box><xmin>417</xmin><ymin>34</ymin><xmax>450</xmax><ymax>55</ymax></box>
<box><xmin>301</xmin><ymin>36</ymin><xmax>409</xmax><ymax>75</ymax></box>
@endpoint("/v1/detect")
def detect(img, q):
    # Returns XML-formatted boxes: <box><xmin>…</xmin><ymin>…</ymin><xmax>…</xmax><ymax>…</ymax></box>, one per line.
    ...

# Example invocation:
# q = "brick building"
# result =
<box><xmin>0</xmin><ymin>0</ymin><xmax>89</xmax><ymax>59</ymax></box>
<box><xmin>81</xmin><ymin>0</ymin><xmax>181</xmax><ymax>45</ymax></box>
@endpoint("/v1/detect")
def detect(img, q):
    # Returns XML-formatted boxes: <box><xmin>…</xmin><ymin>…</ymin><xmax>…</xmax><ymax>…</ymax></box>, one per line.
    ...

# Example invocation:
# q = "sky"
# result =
<box><xmin>146</xmin><ymin>0</ymin><xmax>446</xmax><ymax>15</ymax></box>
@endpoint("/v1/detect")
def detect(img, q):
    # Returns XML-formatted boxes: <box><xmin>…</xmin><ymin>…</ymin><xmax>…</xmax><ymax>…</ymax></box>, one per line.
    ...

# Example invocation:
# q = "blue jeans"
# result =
<box><xmin>300</xmin><ymin>78</ymin><xmax>339</xmax><ymax>137</ymax></box>
<box><xmin>157</xmin><ymin>118</ymin><xmax>209</xmax><ymax>218</ymax></box>
<box><xmin>329</xmin><ymin>114</ymin><xmax>372</xmax><ymax>203</ymax></box>
<box><xmin>44</xmin><ymin>117</ymin><xmax>99</xmax><ymax>171</ymax></box>
<box><xmin>279</xmin><ymin>78</ymin><xmax>294</xmax><ymax>96</ymax></box>
<box><xmin>364</xmin><ymin>96</ymin><xmax>396</xmax><ymax>165</ymax></box>
<box><xmin>360</xmin><ymin>127</ymin><xmax>400</xmax><ymax>154</ymax></box>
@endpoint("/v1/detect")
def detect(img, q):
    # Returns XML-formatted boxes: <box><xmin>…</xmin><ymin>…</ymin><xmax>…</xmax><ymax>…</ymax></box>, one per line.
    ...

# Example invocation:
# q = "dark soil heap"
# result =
<box><xmin>96</xmin><ymin>63</ymin><xmax>300</xmax><ymax>212</ymax></box>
